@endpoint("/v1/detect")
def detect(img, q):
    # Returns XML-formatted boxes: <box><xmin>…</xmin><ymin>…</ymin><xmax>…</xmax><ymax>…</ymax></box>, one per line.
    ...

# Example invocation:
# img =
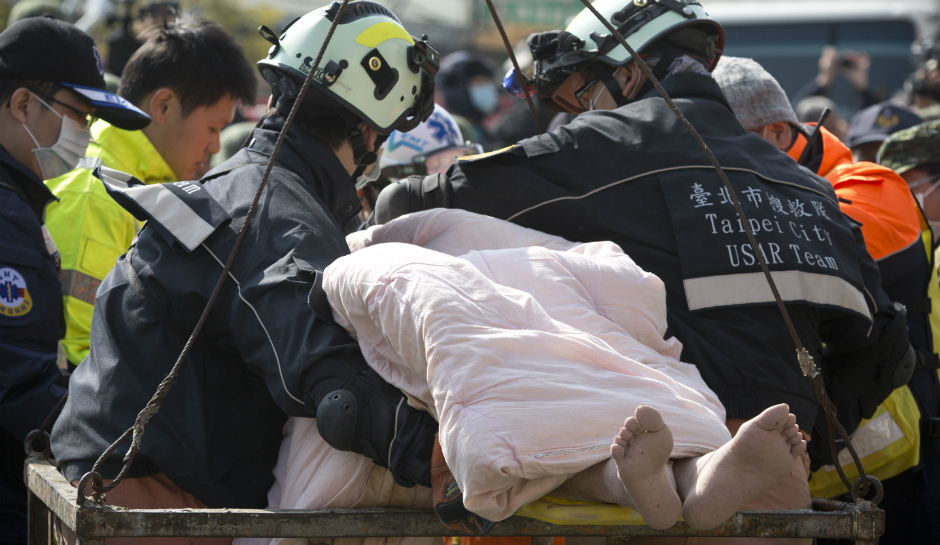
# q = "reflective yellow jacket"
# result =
<box><xmin>43</xmin><ymin>120</ymin><xmax>176</xmax><ymax>365</ymax></box>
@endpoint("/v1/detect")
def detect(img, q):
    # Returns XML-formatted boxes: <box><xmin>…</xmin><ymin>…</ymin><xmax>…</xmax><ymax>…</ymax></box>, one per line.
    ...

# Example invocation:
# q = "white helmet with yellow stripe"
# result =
<box><xmin>257</xmin><ymin>1</ymin><xmax>438</xmax><ymax>135</ymax></box>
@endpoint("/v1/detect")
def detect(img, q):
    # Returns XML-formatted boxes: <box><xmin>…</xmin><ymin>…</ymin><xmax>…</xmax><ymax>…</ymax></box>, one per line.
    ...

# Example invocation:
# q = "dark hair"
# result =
<box><xmin>119</xmin><ymin>16</ymin><xmax>256</xmax><ymax>115</ymax></box>
<box><xmin>296</xmin><ymin>111</ymin><xmax>351</xmax><ymax>151</ymax></box>
<box><xmin>0</xmin><ymin>79</ymin><xmax>61</xmax><ymax>107</ymax></box>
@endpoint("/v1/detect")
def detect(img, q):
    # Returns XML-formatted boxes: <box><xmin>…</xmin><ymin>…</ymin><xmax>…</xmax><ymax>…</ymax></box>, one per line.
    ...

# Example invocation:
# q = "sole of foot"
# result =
<box><xmin>611</xmin><ymin>405</ymin><xmax>682</xmax><ymax>530</ymax></box>
<box><xmin>680</xmin><ymin>403</ymin><xmax>807</xmax><ymax>531</ymax></box>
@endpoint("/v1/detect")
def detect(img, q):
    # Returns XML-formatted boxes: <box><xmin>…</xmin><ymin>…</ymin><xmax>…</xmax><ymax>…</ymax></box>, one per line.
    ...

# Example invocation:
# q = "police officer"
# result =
<box><xmin>50</xmin><ymin>1</ymin><xmax>440</xmax><ymax>517</ymax></box>
<box><xmin>375</xmin><ymin>0</ymin><xmax>914</xmax><ymax>520</ymax></box>
<box><xmin>0</xmin><ymin>17</ymin><xmax>149</xmax><ymax>545</ymax></box>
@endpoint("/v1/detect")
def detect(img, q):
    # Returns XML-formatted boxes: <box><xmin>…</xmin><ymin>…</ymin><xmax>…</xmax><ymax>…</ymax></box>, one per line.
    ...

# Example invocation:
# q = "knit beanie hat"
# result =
<box><xmin>712</xmin><ymin>56</ymin><xmax>799</xmax><ymax>131</ymax></box>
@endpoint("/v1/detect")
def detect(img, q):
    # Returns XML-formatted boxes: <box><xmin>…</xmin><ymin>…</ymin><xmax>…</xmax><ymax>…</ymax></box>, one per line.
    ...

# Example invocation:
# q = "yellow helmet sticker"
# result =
<box><xmin>355</xmin><ymin>22</ymin><xmax>415</xmax><ymax>48</ymax></box>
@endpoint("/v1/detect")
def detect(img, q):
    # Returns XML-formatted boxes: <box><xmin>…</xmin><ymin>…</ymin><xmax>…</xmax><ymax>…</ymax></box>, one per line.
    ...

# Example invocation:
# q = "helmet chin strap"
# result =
<box><xmin>349</xmin><ymin>130</ymin><xmax>388</xmax><ymax>179</ymax></box>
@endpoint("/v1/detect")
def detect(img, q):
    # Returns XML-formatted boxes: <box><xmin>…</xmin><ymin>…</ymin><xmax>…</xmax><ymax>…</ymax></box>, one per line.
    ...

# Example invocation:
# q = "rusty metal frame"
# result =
<box><xmin>26</xmin><ymin>461</ymin><xmax>883</xmax><ymax>544</ymax></box>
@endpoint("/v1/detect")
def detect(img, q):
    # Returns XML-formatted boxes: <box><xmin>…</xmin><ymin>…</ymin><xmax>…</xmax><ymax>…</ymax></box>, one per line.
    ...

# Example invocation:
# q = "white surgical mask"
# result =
<box><xmin>21</xmin><ymin>94</ymin><xmax>91</xmax><ymax>180</ymax></box>
<box><xmin>469</xmin><ymin>83</ymin><xmax>499</xmax><ymax>115</ymax></box>
<box><xmin>355</xmin><ymin>147</ymin><xmax>384</xmax><ymax>190</ymax></box>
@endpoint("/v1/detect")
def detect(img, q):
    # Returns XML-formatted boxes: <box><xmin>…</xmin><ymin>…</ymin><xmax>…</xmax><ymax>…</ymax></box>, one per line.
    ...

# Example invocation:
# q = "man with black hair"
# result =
<box><xmin>0</xmin><ymin>17</ymin><xmax>149</xmax><ymax>545</ymax></box>
<box><xmin>43</xmin><ymin>16</ymin><xmax>257</xmax><ymax>369</ymax></box>
<box><xmin>50</xmin><ymin>2</ymin><xmax>439</xmax><ymax>534</ymax></box>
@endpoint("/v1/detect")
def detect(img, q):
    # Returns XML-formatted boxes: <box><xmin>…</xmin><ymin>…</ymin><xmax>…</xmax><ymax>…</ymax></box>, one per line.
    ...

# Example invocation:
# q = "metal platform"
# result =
<box><xmin>25</xmin><ymin>461</ymin><xmax>884</xmax><ymax>544</ymax></box>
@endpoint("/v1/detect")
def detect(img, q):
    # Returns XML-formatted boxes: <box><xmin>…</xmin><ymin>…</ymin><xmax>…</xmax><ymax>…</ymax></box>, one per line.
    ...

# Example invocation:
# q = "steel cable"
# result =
<box><xmin>483</xmin><ymin>0</ymin><xmax>544</xmax><ymax>134</ymax></box>
<box><xmin>575</xmin><ymin>0</ymin><xmax>869</xmax><ymax>499</ymax></box>
<box><xmin>77</xmin><ymin>0</ymin><xmax>352</xmax><ymax>504</ymax></box>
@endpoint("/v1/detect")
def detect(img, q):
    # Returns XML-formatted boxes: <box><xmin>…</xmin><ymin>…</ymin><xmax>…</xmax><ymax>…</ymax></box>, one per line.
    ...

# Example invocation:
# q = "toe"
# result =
<box><xmin>784</xmin><ymin>413</ymin><xmax>797</xmax><ymax>429</ymax></box>
<box><xmin>754</xmin><ymin>404</ymin><xmax>791</xmax><ymax>431</ymax></box>
<box><xmin>623</xmin><ymin>416</ymin><xmax>642</xmax><ymax>435</ymax></box>
<box><xmin>635</xmin><ymin>405</ymin><xmax>666</xmax><ymax>433</ymax></box>
<box><xmin>614</xmin><ymin>434</ymin><xmax>629</xmax><ymax>449</ymax></box>
<box><xmin>782</xmin><ymin>425</ymin><xmax>801</xmax><ymax>440</ymax></box>
<box><xmin>790</xmin><ymin>440</ymin><xmax>807</xmax><ymax>457</ymax></box>
<box><xmin>611</xmin><ymin>442</ymin><xmax>626</xmax><ymax>462</ymax></box>
<box><xmin>619</xmin><ymin>426</ymin><xmax>636</xmax><ymax>443</ymax></box>
<box><xmin>786</xmin><ymin>434</ymin><xmax>803</xmax><ymax>446</ymax></box>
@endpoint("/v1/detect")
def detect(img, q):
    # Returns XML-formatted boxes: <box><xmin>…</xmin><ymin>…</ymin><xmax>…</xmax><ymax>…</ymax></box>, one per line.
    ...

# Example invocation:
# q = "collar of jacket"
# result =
<box><xmin>638</xmin><ymin>71</ymin><xmax>735</xmax><ymax>114</ymax></box>
<box><xmin>0</xmin><ymin>142</ymin><xmax>56</xmax><ymax>220</ymax></box>
<box><xmin>246</xmin><ymin>114</ymin><xmax>362</xmax><ymax>225</ymax></box>
<box><xmin>88</xmin><ymin>119</ymin><xmax>177</xmax><ymax>185</ymax></box>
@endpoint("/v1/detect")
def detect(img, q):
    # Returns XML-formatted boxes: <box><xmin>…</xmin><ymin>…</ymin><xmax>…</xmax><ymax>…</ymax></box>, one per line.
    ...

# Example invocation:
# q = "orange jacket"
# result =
<box><xmin>788</xmin><ymin>125</ymin><xmax>922</xmax><ymax>261</ymax></box>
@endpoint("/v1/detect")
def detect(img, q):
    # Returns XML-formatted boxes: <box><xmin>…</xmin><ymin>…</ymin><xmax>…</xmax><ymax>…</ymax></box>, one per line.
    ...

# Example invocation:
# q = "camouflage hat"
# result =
<box><xmin>878</xmin><ymin>119</ymin><xmax>940</xmax><ymax>175</ymax></box>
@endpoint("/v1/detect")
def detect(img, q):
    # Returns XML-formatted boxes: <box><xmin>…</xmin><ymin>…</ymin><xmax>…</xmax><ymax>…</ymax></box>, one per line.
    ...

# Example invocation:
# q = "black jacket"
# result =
<box><xmin>0</xmin><ymin>144</ymin><xmax>66</xmax><ymax>545</ymax></box>
<box><xmin>51</xmin><ymin>114</ymin><xmax>435</xmax><ymax>509</ymax></box>
<box><xmin>375</xmin><ymin>73</ymin><xmax>906</xmax><ymax>466</ymax></box>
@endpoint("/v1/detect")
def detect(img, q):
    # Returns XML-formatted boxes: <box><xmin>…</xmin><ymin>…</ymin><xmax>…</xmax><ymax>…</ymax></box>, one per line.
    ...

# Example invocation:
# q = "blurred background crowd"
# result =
<box><xmin>3</xmin><ymin>0</ymin><xmax>937</xmax><ymax>163</ymax></box>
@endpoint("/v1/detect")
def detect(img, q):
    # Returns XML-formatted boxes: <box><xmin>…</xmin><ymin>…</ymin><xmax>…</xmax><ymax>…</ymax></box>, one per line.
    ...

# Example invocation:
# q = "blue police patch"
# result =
<box><xmin>0</xmin><ymin>267</ymin><xmax>33</xmax><ymax>318</ymax></box>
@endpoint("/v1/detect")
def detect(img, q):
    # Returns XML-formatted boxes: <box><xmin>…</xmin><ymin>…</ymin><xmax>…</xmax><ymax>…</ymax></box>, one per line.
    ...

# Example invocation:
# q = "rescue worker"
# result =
<box><xmin>713</xmin><ymin>56</ymin><xmax>940</xmax><ymax>544</ymax></box>
<box><xmin>358</xmin><ymin>103</ymin><xmax>480</xmax><ymax>218</ymax></box>
<box><xmin>43</xmin><ymin>17</ymin><xmax>256</xmax><ymax>369</ymax></box>
<box><xmin>49</xmin><ymin>2</ymin><xmax>440</xmax><ymax>538</ymax></box>
<box><xmin>0</xmin><ymin>17</ymin><xmax>149</xmax><ymax>545</ymax></box>
<box><xmin>374</xmin><ymin>0</ymin><xmax>914</xmax><ymax>529</ymax></box>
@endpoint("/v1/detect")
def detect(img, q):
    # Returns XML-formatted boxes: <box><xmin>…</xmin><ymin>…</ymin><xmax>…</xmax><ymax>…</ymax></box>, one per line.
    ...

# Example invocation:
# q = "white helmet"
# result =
<box><xmin>528</xmin><ymin>0</ymin><xmax>724</xmax><ymax>110</ymax></box>
<box><xmin>377</xmin><ymin>104</ymin><xmax>482</xmax><ymax>180</ymax></box>
<box><xmin>257</xmin><ymin>1</ymin><xmax>439</xmax><ymax>165</ymax></box>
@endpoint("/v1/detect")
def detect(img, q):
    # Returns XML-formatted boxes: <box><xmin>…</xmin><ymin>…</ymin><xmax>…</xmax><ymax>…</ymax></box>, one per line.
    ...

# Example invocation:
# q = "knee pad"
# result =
<box><xmin>316</xmin><ymin>389</ymin><xmax>358</xmax><ymax>452</ymax></box>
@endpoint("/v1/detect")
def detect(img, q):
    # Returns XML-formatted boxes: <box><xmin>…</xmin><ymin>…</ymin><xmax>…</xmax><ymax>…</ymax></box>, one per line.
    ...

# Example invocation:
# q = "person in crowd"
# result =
<box><xmin>845</xmin><ymin>101</ymin><xmax>922</xmax><ymax>163</ymax></box>
<box><xmin>0</xmin><ymin>17</ymin><xmax>149</xmax><ymax>545</ymax></box>
<box><xmin>358</xmin><ymin>103</ymin><xmax>480</xmax><ymax>219</ymax></box>
<box><xmin>792</xmin><ymin>46</ymin><xmax>878</xmax><ymax>112</ymax></box>
<box><xmin>42</xmin><ymin>17</ymin><xmax>256</xmax><ymax>369</ymax></box>
<box><xmin>795</xmin><ymin>95</ymin><xmax>848</xmax><ymax>141</ymax></box>
<box><xmin>437</xmin><ymin>51</ymin><xmax>499</xmax><ymax>148</ymax></box>
<box><xmin>714</xmin><ymin>56</ymin><xmax>939</xmax><ymax>545</ymax></box>
<box><xmin>50</xmin><ymin>4</ymin><xmax>440</xmax><ymax>544</ymax></box>
<box><xmin>906</xmin><ymin>39</ymin><xmax>940</xmax><ymax>121</ymax></box>
<box><xmin>374</xmin><ymin>2</ymin><xmax>914</xmax><ymax>539</ymax></box>
<box><xmin>7</xmin><ymin>0</ymin><xmax>67</xmax><ymax>27</ymax></box>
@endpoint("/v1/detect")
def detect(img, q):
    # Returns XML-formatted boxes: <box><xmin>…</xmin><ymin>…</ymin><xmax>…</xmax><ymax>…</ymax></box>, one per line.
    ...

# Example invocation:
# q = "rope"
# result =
<box><xmin>76</xmin><ymin>0</ymin><xmax>352</xmax><ymax>504</ymax></box>
<box><xmin>483</xmin><ymin>0</ymin><xmax>544</xmax><ymax>135</ymax></box>
<box><xmin>575</xmin><ymin>0</ymin><xmax>869</xmax><ymax>499</ymax></box>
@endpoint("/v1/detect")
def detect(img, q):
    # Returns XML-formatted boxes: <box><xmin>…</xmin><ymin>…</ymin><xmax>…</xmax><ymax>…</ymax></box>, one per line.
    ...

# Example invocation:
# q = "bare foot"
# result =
<box><xmin>677</xmin><ymin>404</ymin><xmax>806</xmax><ymax>530</ymax></box>
<box><xmin>611</xmin><ymin>405</ymin><xmax>682</xmax><ymax>530</ymax></box>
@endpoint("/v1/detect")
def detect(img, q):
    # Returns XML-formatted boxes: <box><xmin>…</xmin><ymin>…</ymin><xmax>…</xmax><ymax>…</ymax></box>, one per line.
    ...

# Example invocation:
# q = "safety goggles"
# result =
<box><xmin>381</xmin><ymin>143</ymin><xmax>484</xmax><ymax>180</ymax></box>
<box><xmin>548</xmin><ymin>68</ymin><xmax>598</xmax><ymax>114</ymax></box>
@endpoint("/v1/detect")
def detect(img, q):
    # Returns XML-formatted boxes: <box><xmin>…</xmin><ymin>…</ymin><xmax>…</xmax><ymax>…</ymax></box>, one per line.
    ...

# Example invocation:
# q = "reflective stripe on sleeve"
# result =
<box><xmin>820</xmin><ymin>410</ymin><xmax>905</xmax><ymax>472</ymax></box>
<box><xmin>98</xmin><ymin>166</ymin><xmax>215</xmax><ymax>252</ymax></box>
<box><xmin>60</xmin><ymin>269</ymin><xmax>101</xmax><ymax>305</ymax></box>
<box><xmin>683</xmin><ymin>270</ymin><xmax>871</xmax><ymax>319</ymax></box>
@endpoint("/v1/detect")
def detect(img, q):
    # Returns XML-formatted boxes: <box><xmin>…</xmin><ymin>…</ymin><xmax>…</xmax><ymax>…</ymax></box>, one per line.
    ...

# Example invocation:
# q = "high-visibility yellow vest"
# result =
<box><xmin>44</xmin><ymin>120</ymin><xmax>176</xmax><ymax>366</ymax></box>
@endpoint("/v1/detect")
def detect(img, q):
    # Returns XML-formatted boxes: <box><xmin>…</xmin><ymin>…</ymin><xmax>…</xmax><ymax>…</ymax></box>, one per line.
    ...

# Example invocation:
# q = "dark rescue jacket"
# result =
<box><xmin>51</xmin><ymin>115</ymin><xmax>430</xmax><ymax>509</ymax></box>
<box><xmin>375</xmin><ymin>73</ymin><xmax>908</xmax><ymax>467</ymax></box>
<box><xmin>0</xmin><ymin>144</ymin><xmax>66</xmax><ymax>545</ymax></box>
